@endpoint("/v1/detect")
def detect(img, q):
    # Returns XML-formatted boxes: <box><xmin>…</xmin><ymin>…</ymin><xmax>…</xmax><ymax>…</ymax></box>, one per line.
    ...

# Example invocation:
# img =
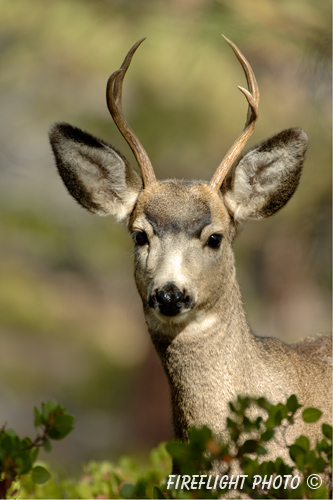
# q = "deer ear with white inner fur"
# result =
<box><xmin>222</xmin><ymin>128</ymin><xmax>308</xmax><ymax>223</ymax></box>
<box><xmin>49</xmin><ymin>122</ymin><xmax>143</xmax><ymax>225</ymax></box>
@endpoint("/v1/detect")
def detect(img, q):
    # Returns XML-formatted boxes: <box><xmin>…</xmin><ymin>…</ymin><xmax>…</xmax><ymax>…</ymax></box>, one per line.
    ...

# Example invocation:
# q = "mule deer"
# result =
<box><xmin>49</xmin><ymin>37</ymin><xmax>332</xmax><ymax>465</ymax></box>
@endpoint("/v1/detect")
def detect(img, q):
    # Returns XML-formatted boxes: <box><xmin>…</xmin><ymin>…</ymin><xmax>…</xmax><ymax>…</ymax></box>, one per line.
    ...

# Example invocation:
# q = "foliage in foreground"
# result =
<box><xmin>0</xmin><ymin>400</ymin><xmax>74</xmax><ymax>499</ymax></box>
<box><xmin>1</xmin><ymin>396</ymin><xmax>331</xmax><ymax>499</ymax></box>
<box><xmin>162</xmin><ymin>395</ymin><xmax>332</xmax><ymax>499</ymax></box>
<box><xmin>17</xmin><ymin>395</ymin><xmax>332</xmax><ymax>499</ymax></box>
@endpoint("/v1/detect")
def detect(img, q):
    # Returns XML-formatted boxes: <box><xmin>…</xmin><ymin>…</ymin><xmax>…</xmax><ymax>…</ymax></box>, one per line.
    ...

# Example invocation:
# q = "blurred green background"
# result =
<box><xmin>0</xmin><ymin>0</ymin><xmax>331</xmax><ymax>475</ymax></box>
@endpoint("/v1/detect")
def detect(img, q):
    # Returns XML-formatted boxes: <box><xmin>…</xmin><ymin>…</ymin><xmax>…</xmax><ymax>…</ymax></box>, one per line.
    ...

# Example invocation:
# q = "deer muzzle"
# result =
<box><xmin>148</xmin><ymin>282</ymin><xmax>192</xmax><ymax>317</ymax></box>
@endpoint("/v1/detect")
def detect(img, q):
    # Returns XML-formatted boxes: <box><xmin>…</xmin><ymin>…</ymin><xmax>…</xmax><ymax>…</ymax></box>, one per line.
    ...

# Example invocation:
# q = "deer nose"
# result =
<box><xmin>156</xmin><ymin>289</ymin><xmax>184</xmax><ymax>305</ymax></box>
<box><xmin>152</xmin><ymin>283</ymin><xmax>188</xmax><ymax>316</ymax></box>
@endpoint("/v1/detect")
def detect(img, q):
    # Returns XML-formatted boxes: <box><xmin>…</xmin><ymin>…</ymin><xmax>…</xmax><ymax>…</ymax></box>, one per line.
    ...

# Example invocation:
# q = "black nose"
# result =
<box><xmin>156</xmin><ymin>289</ymin><xmax>184</xmax><ymax>306</ymax></box>
<box><xmin>152</xmin><ymin>283</ymin><xmax>188</xmax><ymax>317</ymax></box>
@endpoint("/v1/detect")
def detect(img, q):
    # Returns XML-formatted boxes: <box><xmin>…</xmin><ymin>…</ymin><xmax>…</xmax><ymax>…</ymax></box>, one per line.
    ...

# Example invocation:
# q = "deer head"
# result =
<box><xmin>49</xmin><ymin>37</ymin><xmax>308</xmax><ymax>335</ymax></box>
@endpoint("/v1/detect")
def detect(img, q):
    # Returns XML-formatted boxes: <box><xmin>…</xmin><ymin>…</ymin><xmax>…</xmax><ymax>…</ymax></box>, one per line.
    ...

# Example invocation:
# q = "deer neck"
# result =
<box><xmin>146</xmin><ymin>269</ymin><xmax>257</xmax><ymax>440</ymax></box>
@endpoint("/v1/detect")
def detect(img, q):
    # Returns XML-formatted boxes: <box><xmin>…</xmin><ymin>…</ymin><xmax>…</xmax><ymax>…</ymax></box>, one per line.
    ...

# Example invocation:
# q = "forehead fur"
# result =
<box><xmin>131</xmin><ymin>179</ymin><xmax>229</xmax><ymax>235</ymax></box>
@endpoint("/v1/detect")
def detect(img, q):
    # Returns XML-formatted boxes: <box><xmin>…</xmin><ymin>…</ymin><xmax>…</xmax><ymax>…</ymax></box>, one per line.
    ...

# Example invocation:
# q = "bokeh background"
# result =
<box><xmin>0</xmin><ymin>0</ymin><xmax>331</xmax><ymax>476</ymax></box>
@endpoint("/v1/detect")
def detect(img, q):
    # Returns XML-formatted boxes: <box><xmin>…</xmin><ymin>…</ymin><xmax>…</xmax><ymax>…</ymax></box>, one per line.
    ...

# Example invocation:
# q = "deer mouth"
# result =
<box><xmin>157</xmin><ymin>302</ymin><xmax>184</xmax><ymax>317</ymax></box>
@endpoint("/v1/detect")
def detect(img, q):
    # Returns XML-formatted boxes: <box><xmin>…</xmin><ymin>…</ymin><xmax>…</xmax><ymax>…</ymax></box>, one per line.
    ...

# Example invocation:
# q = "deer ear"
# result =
<box><xmin>49</xmin><ymin>123</ymin><xmax>143</xmax><ymax>225</ymax></box>
<box><xmin>223</xmin><ymin>128</ymin><xmax>308</xmax><ymax>223</ymax></box>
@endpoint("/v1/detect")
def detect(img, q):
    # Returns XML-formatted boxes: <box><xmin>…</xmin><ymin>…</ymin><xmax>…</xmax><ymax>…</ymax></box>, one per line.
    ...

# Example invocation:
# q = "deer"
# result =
<box><xmin>49</xmin><ymin>37</ymin><xmax>332</xmax><ymax>468</ymax></box>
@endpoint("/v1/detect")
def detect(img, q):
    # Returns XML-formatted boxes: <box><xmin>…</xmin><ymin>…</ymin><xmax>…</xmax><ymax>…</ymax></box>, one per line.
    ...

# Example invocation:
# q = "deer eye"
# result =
<box><xmin>134</xmin><ymin>231</ymin><xmax>148</xmax><ymax>246</ymax></box>
<box><xmin>206</xmin><ymin>233</ymin><xmax>223</xmax><ymax>249</ymax></box>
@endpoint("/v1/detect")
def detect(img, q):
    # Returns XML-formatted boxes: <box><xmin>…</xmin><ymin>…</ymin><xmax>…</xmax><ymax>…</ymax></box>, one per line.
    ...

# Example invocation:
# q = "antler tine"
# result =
<box><xmin>210</xmin><ymin>35</ymin><xmax>260</xmax><ymax>191</ymax></box>
<box><xmin>106</xmin><ymin>38</ymin><xmax>156</xmax><ymax>186</ymax></box>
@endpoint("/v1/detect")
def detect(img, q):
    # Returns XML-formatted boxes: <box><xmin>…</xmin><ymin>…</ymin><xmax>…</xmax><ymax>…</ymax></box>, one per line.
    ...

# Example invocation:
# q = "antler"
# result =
<box><xmin>210</xmin><ymin>36</ymin><xmax>260</xmax><ymax>191</ymax></box>
<box><xmin>106</xmin><ymin>38</ymin><xmax>156</xmax><ymax>186</ymax></box>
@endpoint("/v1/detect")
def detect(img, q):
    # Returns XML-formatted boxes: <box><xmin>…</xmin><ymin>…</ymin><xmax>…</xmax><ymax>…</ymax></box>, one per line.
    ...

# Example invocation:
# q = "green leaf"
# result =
<box><xmin>237</xmin><ymin>396</ymin><xmax>250</xmax><ymax>410</ymax></box>
<box><xmin>229</xmin><ymin>401</ymin><xmax>237</xmax><ymax>413</ymax></box>
<box><xmin>165</xmin><ymin>441</ymin><xmax>189</xmax><ymax>463</ymax></box>
<box><xmin>165</xmin><ymin>441</ymin><xmax>202</xmax><ymax>475</ymax></box>
<box><xmin>302</xmin><ymin>408</ymin><xmax>322</xmax><ymax>423</ymax></box>
<box><xmin>294</xmin><ymin>435</ymin><xmax>310</xmax><ymax>452</ymax></box>
<box><xmin>261</xmin><ymin>429</ymin><xmax>275</xmax><ymax>442</ymax></box>
<box><xmin>314</xmin><ymin>456</ymin><xmax>327</xmax><ymax>473</ymax></box>
<box><xmin>289</xmin><ymin>444</ymin><xmax>306</xmax><ymax>464</ymax></box>
<box><xmin>43</xmin><ymin>439</ymin><xmax>52</xmax><ymax>453</ymax></box>
<box><xmin>47</xmin><ymin>414</ymin><xmax>74</xmax><ymax>440</ymax></box>
<box><xmin>31</xmin><ymin>446</ymin><xmax>40</xmax><ymax>463</ymax></box>
<box><xmin>272</xmin><ymin>456</ymin><xmax>294</xmax><ymax>475</ymax></box>
<box><xmin>304</xmin><ymin>449</ymin><xmax>316</xmax><ymax>467</ymax></box>
<box><xmin>274</xmin><ymin>409</ymin><xmax>283</xmax><ymax>426</ymax></box>
<box><xmin>16</xmin><ymin>455</ymin><xmax>33</xmax><ymax>475</ymax></box>
<box><xmin>41</xmin><ymin>400</ymin><xmax>59</xmax><ymax>424</ymax></box>
<box><xmin>152</xmin><ymin>485</ymin><xmax>167</xmax><ymax>499</ymax></box>
<box><xmin>256</xmin><ymin>397</ymin><xmax>271</xmax><ymax>410</ymax></box>
<box><xmin>241</xmin><ymin>439</ymin><xmax>258</xmax><ymax>453</ymax></box>
<box><xmin>308</xmin><ymin>485</ymin><xmax>329</xmax><ymax>499</ymax></box>
<box><xmin>21</xmin><ymin>436</ymin><xmax>33</xmax><ymax>449</ymax></box>
<box><xmin>254</xmin><ymin>416</ymin><xmax>263</xmax><ymax>430</ymax></box>
<box><xmin>6</xmin><ymin>428</ymin><xmax>19</xmax><ymax>439</ymax></box>
<box><xmin>1</xmin><ymin>434</ymin><xmax>14</xmax><ymax>453</ymax></box>
<box><xmin>226</xmin><ymin>417</ymin><xmax>239</xmax><ymax>441</ymax></box>
<box><xmin>255</xmin><ymin>445</ymin><xmax>267</xmax><ymax>456</ymax></box>
<box><xmin>286</xmin><ymin>394</ymin><xmax>302</xmax><ymax>413</ymax></box>
<box><xmin>316</xmin><ymin>438</ymin><xmax>330</xmax><ymax>455</ymax></box>
<box><xmin>322</xmin><ymin>423</ymin><xmax>332</xmax><ymax>441</ymax></box>
<box><xmin>134</xmin><ymin>479</ymin><xmax>148</xmax><ymax>499</ymax></box>
<box><xmin>31</xmin><ymin>465</ymin><xmax>51</xmax><ymax>484</ymax></box>
<box><xmin>120</xmin><ymin>482</ymin><xmax>136</xmax><ymax>499</ymax></box>
<box><xmin>33</xmin><ymin>407</ymin><xmax>41</xmax><ymax>428</ymax></box>
<box><xmin>188</xmin><ymin>425</ymin><xmax>212</xmax><ymax>445</ymax></box>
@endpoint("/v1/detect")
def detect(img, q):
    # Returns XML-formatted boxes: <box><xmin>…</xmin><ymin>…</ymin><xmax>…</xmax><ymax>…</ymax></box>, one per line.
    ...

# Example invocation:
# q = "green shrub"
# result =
<box><xmin>163</xmin><ymin>395</ymin><xmax>331</xmax><ymax>499</ymax></box>
<box><xmin>0</xmin><ymin>400</ymin><xmax>74</xmax><ymax>499</ymax></box>
<box><xmin>6</xmin><ymin>395</ymin><xmax>332</xmax><ymax>499</ymax></box>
